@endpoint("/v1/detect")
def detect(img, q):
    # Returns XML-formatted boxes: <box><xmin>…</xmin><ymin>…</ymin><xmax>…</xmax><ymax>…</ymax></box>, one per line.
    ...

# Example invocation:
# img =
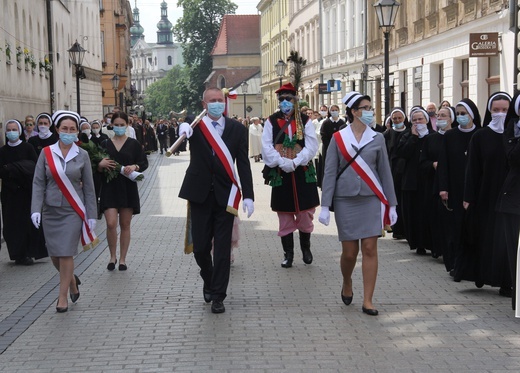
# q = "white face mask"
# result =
<box><xmin>38</xmin><ymin>126</ymin><xmax>50</xmax><ymax>135</ymax></box>
<box><xmin>319</xmin><ymin>110</ymin><xmax>327</xmax><ymax>117</ymax></box>
<box><xmin>92</xmin><ymin>128</ymin><xmax>101</xmax><ymax>135</ymax></box>
<box><xmin>488</xmin><ymin>112</ymin><xmax>507</xmax><ymax>133</ymax></box>
<box><xmin>81</xmin><ymin>129</ymin><xmax>91</xmax><ymax>135</ymax></box>
<box><xmin>330</xmin><ymin>111</ymin><xmax>339</xmax><ymax>119</ymax></box>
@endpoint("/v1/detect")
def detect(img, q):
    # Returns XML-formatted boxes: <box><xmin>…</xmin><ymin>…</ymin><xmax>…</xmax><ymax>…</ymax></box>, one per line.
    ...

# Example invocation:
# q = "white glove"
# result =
<box><xmin>88</xmin><ymin>219</ymin><xmax>97</xmax><ymax>231</ymax></box>
<box><xmin>179</xmin><ymin>122</ymin><xmax>193</xmax><ymax>139</ymax></box>
<box><xmin>242</xmin><ymin>198</ymin><xmax>254</xmax><ymax>218</ymax></box>
<box><xmin>31</xmin><ymin>212</ymin><xmax>41</xmax><ymax>229</ymax></box>
<box><xmin>318</xmin><ymin>206</ymin><xmax>330</xmax><ymax>226</ymax></box>
<box><xmin>279</xmin><ymin>158</ymin><xmax>296</xmax><ymax>173</ymax></box>
<box><xmin>389</xmin><ymin>206</ymin><xmax>398</xmax><ymax>226</ymax></box>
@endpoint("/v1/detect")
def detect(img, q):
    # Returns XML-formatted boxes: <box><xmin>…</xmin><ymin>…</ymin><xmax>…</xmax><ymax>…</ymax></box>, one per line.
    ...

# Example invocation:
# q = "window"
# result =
<box><xmin>437</xmin><ymin>64</ymin><xmax>444</xmax><ymax>102</ymax></box>
<box><xmin>167</xmin><ymin>56</ymin><xmax>172</xmax><ymax>65</ymax></box>
<box><xmin>101</xmin><ymin>31</ymin><xmax>105</xmax><ymax>63</ymax></box>
<box><xmin>486</xmin><ymin>56</ymin><xmax>500</xmax><ymax>95</ymax></box>
<box><xmin>218</xmin><ymin>75</ymin><xmax>226</xmax><ymax>89</ymax></box>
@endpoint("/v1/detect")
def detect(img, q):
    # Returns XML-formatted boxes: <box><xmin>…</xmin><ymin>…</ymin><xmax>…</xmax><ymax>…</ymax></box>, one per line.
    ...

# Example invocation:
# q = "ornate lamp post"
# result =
<box><xmin>111</xmin><ymin>74</ymin><xmax>120</xmax><ymax>107</ymax></box>
<box><xmin>374</xmin><ymin>0</ymin><xmax>400</xmax><ymax>116</ymax></box>
<box><xmin>275</xmin><ymin>59</ymin><xmax>287</xmax><ymax>88</ymax></box>
<box><xmin>241</xmin><ymin>81</ymin><xmax>249</xmax><ymax>118</ymax></box>
<box><xmin>68</xmin><ymin>40</ymin><xmax>87</xmax><ymax>114</ymax></box>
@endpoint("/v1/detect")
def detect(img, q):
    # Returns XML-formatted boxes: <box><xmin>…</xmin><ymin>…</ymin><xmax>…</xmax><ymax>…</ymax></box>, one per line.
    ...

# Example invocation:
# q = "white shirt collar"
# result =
<box><xmin>345</xmin><ymin>124</ymin><xmax>376</xmax><ymax>149</ymax></box>
<box><xmin>50</xmin><ymin>141</ymin><xmax>80</xmax><ymax>163</ymax></box>
<box><xmin>7</xmin><ymin>139</ymin><xmax>22</xmax><ymax>147</ymax></box>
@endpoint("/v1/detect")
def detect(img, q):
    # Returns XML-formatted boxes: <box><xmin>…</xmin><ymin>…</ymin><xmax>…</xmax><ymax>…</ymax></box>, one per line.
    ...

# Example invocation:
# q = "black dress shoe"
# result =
<box><xmin>362</xmin><ymin>306</ymin><xmax>378</xmax><ymax>316</ymax></box>
<box><xmin>107</xmin><ymin>259</ymin><xmax>117</xmax><ymax>271</ymax></box>
<box><xmin>281</xmin><ymin>258</ymin><xmax>293</xmax><ymax>268</ymax></box>
<box><xmin>416</xmin><ymin>248</ymin><xmax>427</xmax><ymax>255</ymax></box>
<box><xmin>70</xmin><ymin>275</ymin><xmax>81</xmax><ymax>303</ymax></box>
<box><xmin>56</xmin><ymin>301</ymin><xmax>68</xmax><ymax>313</ymax></box>
<box><xmin>118</xmin><ymin>263</ymin><xmax>128</xmax><ymax>271</ymax></box>
<box><xmin>211</xmin><ymin>300</ymin><xmax>225</xmax><ymax>314</ymax></box>
<box><xmin>341</xmin><ymin>288</ymin><xmax>353</xmax><ymax>306</ymax></box>
<box><xmin>203</xmin><ymin>287</ymin><xmax>212</xmax><ymax>303</ymax></box>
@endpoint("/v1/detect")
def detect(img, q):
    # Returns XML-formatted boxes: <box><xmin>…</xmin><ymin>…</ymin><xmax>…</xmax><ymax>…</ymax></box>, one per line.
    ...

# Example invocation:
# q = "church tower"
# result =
<box><xmin>156</xmin><ymin>1</ymin><xmax>173</xmax><ymax>45</ymax></box>
<box><xmin>130</xmin><ymin>1</ymin><xmax>145</xmax><ymax>47</ymax></box>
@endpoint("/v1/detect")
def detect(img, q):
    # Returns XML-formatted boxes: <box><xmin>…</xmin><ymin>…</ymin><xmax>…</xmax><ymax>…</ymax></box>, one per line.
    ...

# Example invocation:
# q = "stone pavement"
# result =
<box><xmin>1</xmin><ymin>151</ymin><xmax>520</xmax><ymax>372</ymax></box>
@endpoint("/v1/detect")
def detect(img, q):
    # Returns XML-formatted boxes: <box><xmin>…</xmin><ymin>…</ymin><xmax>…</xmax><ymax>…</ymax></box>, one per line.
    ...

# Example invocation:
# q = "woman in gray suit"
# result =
<box><xmin>31</xmin><ymin>110</ymin><xmax>97</xmax><ymax>313</ymax></box>
<box><xmin>319</xmin><ymin>92</ymin><xmax>397</xmax><ymax>316</ymax></box>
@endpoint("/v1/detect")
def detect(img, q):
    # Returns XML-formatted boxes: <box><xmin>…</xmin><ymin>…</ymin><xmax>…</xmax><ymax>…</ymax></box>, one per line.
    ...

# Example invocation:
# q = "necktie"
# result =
<box><xmin>212</xmin><ymin>121</ymin><xmax>219</xmax><ymax>129</ymax></box>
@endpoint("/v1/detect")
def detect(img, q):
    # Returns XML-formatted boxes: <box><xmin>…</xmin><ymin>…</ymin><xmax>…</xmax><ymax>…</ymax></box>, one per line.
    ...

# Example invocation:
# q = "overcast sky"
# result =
<box><xmin>133</xmin><ymin>1</ymin><xmax>260</xmax><ymax>43</ymax></box>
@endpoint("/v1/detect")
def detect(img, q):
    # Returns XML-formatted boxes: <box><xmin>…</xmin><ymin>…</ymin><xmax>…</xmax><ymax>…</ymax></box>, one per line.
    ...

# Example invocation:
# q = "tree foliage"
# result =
<box><xmin>173</xmin><ymin>0</ymin><xmax>237</xmax><ymax>111</ymax></box>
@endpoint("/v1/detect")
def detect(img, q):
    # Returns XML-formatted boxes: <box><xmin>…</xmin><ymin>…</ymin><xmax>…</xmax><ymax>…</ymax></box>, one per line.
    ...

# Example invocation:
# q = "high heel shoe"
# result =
<box><xmin>56</xmin><ymin>300</ymin><xmax>68</xmax><ymax>313</ymax></box>
<box><xmin>107</xmin><ymin>259</ymin><xmax>117</xmax><ymax>271</ymax></box>
<box><xmin>70</xmin><ymin>274</ymin><xmax>81</xmax><ymax>303</ymax></box>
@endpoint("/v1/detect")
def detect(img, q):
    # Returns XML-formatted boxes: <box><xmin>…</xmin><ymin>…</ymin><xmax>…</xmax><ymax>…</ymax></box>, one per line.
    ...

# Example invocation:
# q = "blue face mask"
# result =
<box><xmin>6</xmin><ymin>131</ymin><xmax>20</xmax><ymax>142</ymax></box>
<box><xmin>457</xmin><ymin>115</ymin><xmax>470</xmax><ymax>127</ymax></box>
<box><xmin>359</xmin><ymin>110</ymin><xmax>374</xmax><ymax>126</ymax></box>
<box><xmin>393</xmin><ymin>122</ymin><xmax>404</xmax><ymax>129</ymax></box>
<box><xmin>436</xmin><ymin>120</ymin><xmax>448</xmax><ymax>129</ymax></box>
<box><xmin>207</xmin><ymin>102</ymin><xmax>226</xmax><ymax>118</ymax></box>
<box><xmin>113</xmin><ymin>126</ymin><xmax>127</xmax><ymax>136</ymax></box>
<box><xmin>59</xmin><ymin>132</ymin><xmax>77</xmax><ymax>145</ymax></box>
<box><xmin>279</xmin><ymin>100</ymin><xmax>294</xmax><ymax>115</ymax></box>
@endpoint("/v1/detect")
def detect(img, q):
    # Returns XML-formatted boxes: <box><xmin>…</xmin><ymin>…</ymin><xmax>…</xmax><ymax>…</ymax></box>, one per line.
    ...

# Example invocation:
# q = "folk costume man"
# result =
<box><xmin>178</xmin><ymin>87</ymin><xmax>254</xmax><ymax>314</ymax></box>
<box><xmin>261</xmin><ymin>82</ymin><xmax>320</xmax><ymax>268</ymax></box>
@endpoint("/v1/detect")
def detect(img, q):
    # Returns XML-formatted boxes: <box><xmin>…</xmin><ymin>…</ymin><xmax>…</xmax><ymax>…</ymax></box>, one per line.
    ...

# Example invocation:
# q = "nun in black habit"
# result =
<box><xmin>460</xmin><ymin>92</ymin><xmax>512</xmax><ymax>295</ymax></box>
<box><xmin>384</xmin><ymin>108</ymin><xmax>409</xmax><ymax>240</ymax></box>
<box><xmin>396</xmin><ymin>107</ymin><xmax>433</xmax><ymax>254</ymax></box>
<box><xmin>0</xmin><ymin>120</ymin><xmax>47</xmax><ymax>264</ymax></box>
<box><xmin>496</xmin><ymin>92</ymin><xmax>520</xmax><ymax>311</ymax></box>
<box><xmin>419</xmin><ymin>106</ymin><xmax>456</xmax><ymax>259</ymax></box>
<box><xmin>28</xmin><ymin>113</ymin><xmax>58</xmax><ymax>156</ymax></box>
<box><xmin>437</xmin><ymin>98</ymin><xmax>481</xmax><ymax>275</ymax></box>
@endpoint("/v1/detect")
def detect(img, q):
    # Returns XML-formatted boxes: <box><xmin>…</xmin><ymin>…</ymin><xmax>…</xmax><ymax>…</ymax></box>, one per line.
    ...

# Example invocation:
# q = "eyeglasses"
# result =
<box><xmin>25</xmin><ymin>123</ymin><xmax>34</xmax><ymax>126</ymax></box>
<box><xmin>278</xmin><ymin>95</ymin><xmax>295</xmax><ymax>102</ymax></box>
<box><xmin>442</xmin><ymin>199</ymin><xmax>453</xmax><ymax>212</ymax></box>
<box><xmin>357</xmin><ymin>105</ymin><xmax>373</xmax><ymax>111</ymax></box>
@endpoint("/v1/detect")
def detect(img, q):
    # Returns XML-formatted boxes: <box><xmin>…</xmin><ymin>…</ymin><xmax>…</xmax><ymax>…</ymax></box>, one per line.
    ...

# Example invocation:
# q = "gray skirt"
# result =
<box><xmin>42</xmin><ymin>205</ymin><xmax>82</xmax><ymax>257</ymax></box>
<box><xmin>334</xmin><ymin>195</ymin><xmax>382</xmax><ymax>241</ymax></box>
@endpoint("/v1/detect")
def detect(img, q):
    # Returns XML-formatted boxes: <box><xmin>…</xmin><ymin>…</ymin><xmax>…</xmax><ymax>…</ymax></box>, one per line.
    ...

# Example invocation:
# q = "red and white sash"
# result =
<box><xmin>43</xmin><ymin>146</ymin><xmax>99</xmax><ymax>250</ymax></box>
<box><xmin>198</xmin><ymin>117</ymin><xmax>242</xmax><ymax>216</ymax></box>
<box><xmin>333</xmin><ymin>130</ymin><xmax>390</xmax><ymax>228</ymax></box>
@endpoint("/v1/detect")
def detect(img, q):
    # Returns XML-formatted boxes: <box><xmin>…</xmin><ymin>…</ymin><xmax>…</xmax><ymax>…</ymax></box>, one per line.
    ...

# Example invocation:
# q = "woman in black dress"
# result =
<box><xmin>28</xmin><ymin>113</ymin><xmax>58</xmax><ymax>155</ymax></box>
<box><xmin>0</xmin><ymin>120</ymin><xmax>47</xmax><ymax>265</ymax></box>
<box><xmin>98</xmin><ymin>112</ymin><xmax>148</xmax><ymax>271</ymax></box>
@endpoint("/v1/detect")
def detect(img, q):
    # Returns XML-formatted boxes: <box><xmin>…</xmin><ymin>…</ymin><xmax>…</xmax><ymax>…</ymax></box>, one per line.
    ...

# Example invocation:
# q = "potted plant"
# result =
<box><xmin>5</xmin><ymin>42</ymin><xmax>12</xmax><ymax>65</ymax></box>
<box><xmin>16</xmin><ymin>46</ymin><xmax>22</xmax><ymax>67</ymax></box>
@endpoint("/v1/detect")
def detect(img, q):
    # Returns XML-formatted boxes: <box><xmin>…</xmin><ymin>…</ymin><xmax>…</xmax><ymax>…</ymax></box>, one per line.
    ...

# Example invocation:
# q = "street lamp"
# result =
<box><xmin>374</xmin><ymin>0</ymin><xmax>400</xmax><ymax>116</ymax></box>
<box><xmin>111</xmin><ymin>74</ymin><xmax>120</xmax><ymax>107</ymax></box>
<box><xmin>275</xmin><ymin>59</ymin><xmax>287</xmax><ymax>88</ymax></box>
<box><xmin>241</xmin><ymin>81</ymin><xmax>249</xmax><ymax>118</ymax></box>
<box><xmin>68</xmin><ymin>40</ymin><xmax>87</xmax><ymax>114</ymax></box>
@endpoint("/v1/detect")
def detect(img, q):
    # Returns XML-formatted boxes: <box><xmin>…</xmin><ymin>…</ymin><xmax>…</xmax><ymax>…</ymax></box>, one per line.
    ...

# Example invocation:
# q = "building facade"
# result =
<box><xmin>100</xmin><ymin>0</ymin><xmax>133</xmax><ymax>115</ymax></box>
<box><xmin>0</xmin><ymin>0</ymin><xmax>103</xmax><ymax>138</ymax></box>
<box><xmin>258</xmin><ymin>0</ymin><xmax>290</xmax><ymax>115</ymax></box>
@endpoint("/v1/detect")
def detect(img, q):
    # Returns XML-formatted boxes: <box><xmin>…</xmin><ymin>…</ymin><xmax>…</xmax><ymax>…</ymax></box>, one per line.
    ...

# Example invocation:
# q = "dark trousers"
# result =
<box><xmin>190</xmin><ymin>191</ymin><xmax>234</xmax><ymax>301</ymax></box>
<box><xmin>158</xmin><ymin>137</ymin><xmax>167</xmax><ymax>152</ymax></box>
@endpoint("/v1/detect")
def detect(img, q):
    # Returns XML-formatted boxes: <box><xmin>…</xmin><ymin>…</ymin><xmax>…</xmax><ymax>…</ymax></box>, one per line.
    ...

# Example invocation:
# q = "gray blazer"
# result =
<box><xmin>321</xmin><ymin>129</ymin><xmax>397</xmax><ymax>208</ymax></box>
<box><xmin>31</xmin><ymin>144</ymin><xmax>97</xmax><ymax>219</ymax></box>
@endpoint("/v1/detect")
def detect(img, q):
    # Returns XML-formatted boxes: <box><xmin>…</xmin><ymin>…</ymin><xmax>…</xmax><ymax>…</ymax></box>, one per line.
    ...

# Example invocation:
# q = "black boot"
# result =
<box><xmin>299</xmin><ymin>231</ymin><xmax>313</xmax><ymax>264</ymax></box>
<box><xmin>281</xmin><ymin>233</ymin><xmax>294</xmax><ymax>268</ymax></box>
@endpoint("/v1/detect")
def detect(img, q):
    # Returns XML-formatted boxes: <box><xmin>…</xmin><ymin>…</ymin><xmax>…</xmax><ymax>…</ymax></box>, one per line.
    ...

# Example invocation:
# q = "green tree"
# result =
<box><xmin>145</xmin><ymin>65</ymin><xmax>191</xmax><ymax>117</ymax></box>
<box><xmin>173</xmin><ymin>0</ymin><xmax>237</xmax><ymax>111</ymax></box>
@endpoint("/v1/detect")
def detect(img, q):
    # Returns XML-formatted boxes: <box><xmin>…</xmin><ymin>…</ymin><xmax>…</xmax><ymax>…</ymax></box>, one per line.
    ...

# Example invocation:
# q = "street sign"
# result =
<box><xmin>318</xmin><ymin>83</ymin><xmax>330</xmax><ymax>94</ymax></box>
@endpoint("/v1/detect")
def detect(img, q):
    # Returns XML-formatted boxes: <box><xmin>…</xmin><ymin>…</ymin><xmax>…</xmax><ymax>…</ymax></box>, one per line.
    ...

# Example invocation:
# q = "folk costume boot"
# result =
<box><xmin>299</xmin><ymin>231</ymin><xmax>313</xmax><ymax>264</ymax></box>
<box><xmin>281</xmin><ymin>233</ymin><xmax>294</xmax><ymax>268</ymax></box>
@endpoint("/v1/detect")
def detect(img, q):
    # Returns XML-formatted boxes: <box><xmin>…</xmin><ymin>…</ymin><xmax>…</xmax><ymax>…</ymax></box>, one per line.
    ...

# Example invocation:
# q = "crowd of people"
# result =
<box><xmin>1</xmin><ymin>88</ymin><xmax>520</xmax><ymax>317</ymax></box>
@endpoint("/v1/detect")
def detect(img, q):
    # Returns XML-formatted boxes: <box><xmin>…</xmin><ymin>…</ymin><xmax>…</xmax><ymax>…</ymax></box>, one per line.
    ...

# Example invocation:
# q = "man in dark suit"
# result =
<box><xmin>178</xmin><ymin>87</ymin><xmax>254</xmax><ymax>314</ymax></box>
<box><xmin>156</xmin><ymin>119</ymin><xmax>168</xmax><ymax>154</ymax></box>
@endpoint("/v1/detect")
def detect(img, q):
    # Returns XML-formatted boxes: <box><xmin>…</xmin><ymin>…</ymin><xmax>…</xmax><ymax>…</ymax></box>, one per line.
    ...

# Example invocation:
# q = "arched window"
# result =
<box><xmin>218</xmin><ymin>75</ymin><xmax>226</xmax><ymax>89</ymax></box>
<box><xmin>167</xmin><ymin>56</ymin><xmax>172</xmax><ymax>65</ymax></box>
